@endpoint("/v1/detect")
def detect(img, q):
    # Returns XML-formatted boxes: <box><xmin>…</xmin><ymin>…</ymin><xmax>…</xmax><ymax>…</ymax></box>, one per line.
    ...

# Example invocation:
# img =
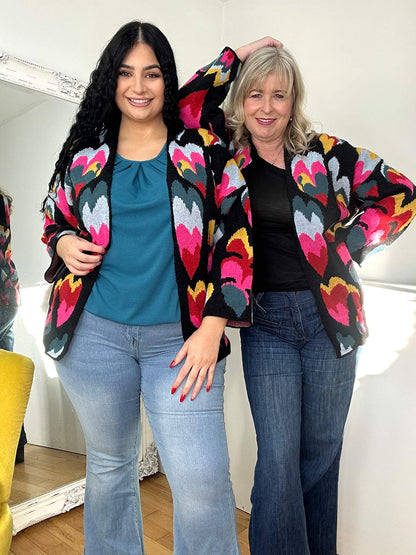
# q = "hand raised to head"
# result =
<box><xmin>235</xmin><ymin>36</ymin><xmax>283</xmax><ymax>62</ymax></box>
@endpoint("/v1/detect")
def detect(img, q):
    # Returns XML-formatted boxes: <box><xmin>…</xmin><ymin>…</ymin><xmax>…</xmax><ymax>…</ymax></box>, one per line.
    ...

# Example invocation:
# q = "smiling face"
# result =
<box><xmin>115</xmin><ymin>42</ymin><xmax>165</xmax><ymax>127</ymax></box>
<box><xmin>243</xmin><ymin>72</ymin><xmax>293</xmax><ymax>148</ymax></box>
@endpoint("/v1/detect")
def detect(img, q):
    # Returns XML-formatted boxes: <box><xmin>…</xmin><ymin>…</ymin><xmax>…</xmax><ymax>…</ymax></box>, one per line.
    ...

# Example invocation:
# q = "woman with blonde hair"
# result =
<box><xmin>226</xmin><ymin>45</ymin><xmax>313</xmax><ymax>156</ymax></box>
<box><xmin>179</xmin><ymin>38</ymin><xmax>416</xmax><ymax>554</ymax></box>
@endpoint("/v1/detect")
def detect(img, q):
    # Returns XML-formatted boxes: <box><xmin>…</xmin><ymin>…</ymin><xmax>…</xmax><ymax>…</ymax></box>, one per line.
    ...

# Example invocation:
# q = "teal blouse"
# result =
<box><xmin>85</xmin><ymin>144</ymin><xmax>180</xmax><ymax>325</ymax></box>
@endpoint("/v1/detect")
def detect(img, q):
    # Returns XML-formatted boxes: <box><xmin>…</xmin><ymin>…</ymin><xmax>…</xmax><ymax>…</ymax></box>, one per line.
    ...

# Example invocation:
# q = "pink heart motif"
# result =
<box><xmin>294</xmin><ymin>203</ymin><xmax>327</xmax><ymax>277</ymax></box>
<box><xmin>292</xmin><ymin>153</ymin><xmax>328</xmax><ymax>205</ymax></box>
<box><xmin>215</xmin><ymin>161</ymin><xmax>241</xmax><ymax>208</ymax></box>
<box><xmin>176</xmin><ymin>225</ymin><xmax>202</xmax><ymax>279</ymax></box>
<box><xmin>353</xmin><ymin>149</ymin><xmax>380</xmax><ymax>187</ymax></box>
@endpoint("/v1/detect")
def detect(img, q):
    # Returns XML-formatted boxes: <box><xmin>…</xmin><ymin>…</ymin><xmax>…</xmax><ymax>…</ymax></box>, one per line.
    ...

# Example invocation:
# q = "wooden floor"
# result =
<box><xmin>10</xmin><ymin>454</ymin><xmax>250</xmax><ymax>554</ymax></box>
<box><xmin>10</xmin><ymin>444</ymin><xmax>86</xmax><ymax>506</ymax></box>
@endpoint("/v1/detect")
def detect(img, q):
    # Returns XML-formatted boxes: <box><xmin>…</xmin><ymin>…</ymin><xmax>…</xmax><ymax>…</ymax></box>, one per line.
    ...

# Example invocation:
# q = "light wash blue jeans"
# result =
<box><xmin>0</xmin><ymin>305</ymin><xmax>26</xmax><ymax>450</ymax></box>
<box><xmin>240</xmin><ymin>291</ymin><xmax>357</xmax><ymax>555</ymax></box>
<box><xmin>56</xmin><ymin>311</ymin><xmax>240</xmax><ymax>555</ymax></box>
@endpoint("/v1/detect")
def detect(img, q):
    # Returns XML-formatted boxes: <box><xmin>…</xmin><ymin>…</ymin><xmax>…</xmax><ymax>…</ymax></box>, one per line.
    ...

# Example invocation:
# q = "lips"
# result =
<box><xmin>127</xmin><ymin>97</ymin><xmax>152</xmax><ymax>106</ymax></box>
<box><xmin>256</xmin><ymin>118</ymin><xmax>275</xmax><ymax>125</ymax></box>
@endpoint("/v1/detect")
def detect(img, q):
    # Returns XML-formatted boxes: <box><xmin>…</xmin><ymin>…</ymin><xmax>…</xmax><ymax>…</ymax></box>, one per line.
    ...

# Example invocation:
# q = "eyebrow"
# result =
<box><xmin>249</xmin><ymin>87</ymin><xmax>287</xmax><ymax>94</ymax></box>
<box><xmin>119</xmin><ymin>63</ymin><xmax>162</xmax><ymax>71</ymax></box>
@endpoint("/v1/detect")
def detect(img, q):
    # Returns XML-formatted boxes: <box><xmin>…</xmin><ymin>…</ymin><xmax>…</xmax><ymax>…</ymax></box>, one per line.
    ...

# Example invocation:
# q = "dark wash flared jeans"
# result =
<box><xmin>241</xmin><ymin>291</ymin><xmax>357</xmax><ymax>555</ymax></box>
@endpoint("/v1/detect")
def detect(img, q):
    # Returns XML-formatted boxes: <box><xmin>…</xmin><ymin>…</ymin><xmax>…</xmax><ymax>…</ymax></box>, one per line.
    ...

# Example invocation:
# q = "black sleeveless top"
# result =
<box><xmin>243</xmin><ymin>145</ymin><xmax>309</xmax><ymax>293</ymax></box>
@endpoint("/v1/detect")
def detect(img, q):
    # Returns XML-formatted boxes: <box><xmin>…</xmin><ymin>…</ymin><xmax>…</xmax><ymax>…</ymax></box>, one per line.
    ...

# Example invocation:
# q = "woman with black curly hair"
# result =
<box><xmin>42</xmin><ymin>21</ymin><xmax>252</xmax><ymax>554</ymax></box>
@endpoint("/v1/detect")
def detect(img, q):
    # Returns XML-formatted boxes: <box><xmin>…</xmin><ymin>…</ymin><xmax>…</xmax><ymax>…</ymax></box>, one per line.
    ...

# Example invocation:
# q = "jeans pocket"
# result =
<box><xmin>252</xmin><ymin>292</ymin><xmax>286</xmax><ymax>331</ymax></box>
<box><xmin>253</xmin><ymin>292</ymin><xmax>266</xmax><ymax>314</ymax></box>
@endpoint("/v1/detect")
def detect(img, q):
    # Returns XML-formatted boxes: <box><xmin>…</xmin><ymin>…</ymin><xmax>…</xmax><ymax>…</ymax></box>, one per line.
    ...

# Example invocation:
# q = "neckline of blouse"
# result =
<box><xmin>116</xmin><ymin>141</ymin><xmax>167</xmax><ymax>164</ymax></box>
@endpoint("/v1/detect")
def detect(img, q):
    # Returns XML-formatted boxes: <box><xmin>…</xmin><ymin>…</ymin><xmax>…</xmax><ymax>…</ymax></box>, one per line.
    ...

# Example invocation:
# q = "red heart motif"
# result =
<box><xmin>56</xmin><ymin>275</ymin><xmax>83</xmax><ymax>327</ymax></box>
<box><xmin>187</xmin><ymin>282</ymin><xmax>206</xmax><ymax>327</ymax></box>
<box><xmin>176</xmin><ymin>225</ymin><xmax>202</xmax><ymax>279</ymax></box>
<box><xmin>321</xmin><ymin>281</ymin><xmax>350</xmax><ymax>325</ymax></box>
<box><xmin>315</xmin><ymin>193</ymin><xmax>328</xmax><ymax>206</ymax></box>
<box><xmin>179</xmin><ymin>89</ymin><xmax>208</xmax><ymax>128</ymax></box>
<box><xmin>299</xmin><ymin>233</ymin><xmax>328</xmax><ymax>277</ymax></box>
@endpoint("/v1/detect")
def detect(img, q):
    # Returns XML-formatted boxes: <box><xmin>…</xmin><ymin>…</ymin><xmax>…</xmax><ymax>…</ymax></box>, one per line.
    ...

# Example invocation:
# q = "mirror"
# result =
<box><xmin>0</xmin><ymin>50</ymin><xmax>158</xmax><ymax>534</ymax></box>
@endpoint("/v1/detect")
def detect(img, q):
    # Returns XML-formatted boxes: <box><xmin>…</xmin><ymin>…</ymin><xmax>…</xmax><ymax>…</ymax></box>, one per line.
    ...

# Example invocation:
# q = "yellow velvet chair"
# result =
<box><xmin>0</xmin><ymin>349</ymin><xmax>34</xmax><ymax>555</ymax></box>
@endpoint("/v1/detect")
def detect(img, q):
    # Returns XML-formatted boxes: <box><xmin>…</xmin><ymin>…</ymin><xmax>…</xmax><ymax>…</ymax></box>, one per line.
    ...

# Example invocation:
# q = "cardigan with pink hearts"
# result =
<box><xmin>42</xmin><ymin>126</ymin><xmax>253</xmax><ymax>360</ymax></box>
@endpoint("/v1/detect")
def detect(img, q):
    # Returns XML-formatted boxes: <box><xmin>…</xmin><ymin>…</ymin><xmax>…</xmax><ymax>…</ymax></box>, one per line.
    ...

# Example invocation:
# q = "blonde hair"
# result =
<box><xmin>226</xmin><ymin>47</ymin><xmax>316</xmax><ymax>155</ymax></box>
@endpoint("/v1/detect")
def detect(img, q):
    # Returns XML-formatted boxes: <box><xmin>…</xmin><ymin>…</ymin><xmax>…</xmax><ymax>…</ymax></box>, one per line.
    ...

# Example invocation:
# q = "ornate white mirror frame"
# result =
<box><xmin>1</xmin><ymin>50</ymin><xmax>158</xmax><ymax>534</ymax></box>
<box><xmin>0</xmin><ymin>50</ymin><xmax>86</xmax><ymax>103</ymax></box>
<box><xmin>0</xmin><ymin>50</ymin><xmax>88</xmax><ymax>533</ymax></box>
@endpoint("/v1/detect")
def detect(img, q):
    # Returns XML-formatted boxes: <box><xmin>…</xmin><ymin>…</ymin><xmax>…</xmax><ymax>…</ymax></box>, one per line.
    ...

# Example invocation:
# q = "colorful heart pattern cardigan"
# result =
<box><xmin>0</xmin><ymin>194</ymin><xmax>20</xmax><ymax>307</ymax></box>
<box><xmin>179</xmin><ymin>48</ymin><xmax>416</xmax><ymax>357</ymax></box>
<box><xmin>42</xmin><ymin>127</ymin><xmax>252</xmax><ymax>360</ymax></box>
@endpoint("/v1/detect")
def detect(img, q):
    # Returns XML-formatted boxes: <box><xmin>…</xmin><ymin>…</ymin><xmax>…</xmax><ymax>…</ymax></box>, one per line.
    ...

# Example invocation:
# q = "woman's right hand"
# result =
<box><xmin>56</xmin><ymin>235</ymin><xmax>105</xmax><ymax>275</ymax></box>
<box><xmin>235</xmin><ymin>36</ymin><xmax>283</xmax><ymax>62</ymax></box>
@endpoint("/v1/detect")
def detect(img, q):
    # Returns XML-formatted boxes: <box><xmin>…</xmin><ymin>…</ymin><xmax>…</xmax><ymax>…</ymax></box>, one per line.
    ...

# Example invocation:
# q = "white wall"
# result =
<box><xmin>338</xmin><ymin>286</ymin><xmax>416</xmax><ymax>555</ymax></box>
<box><xmin>0</xmin><ymin>0</ymin><xmax>224</xmax><ymax>86</ymax></box>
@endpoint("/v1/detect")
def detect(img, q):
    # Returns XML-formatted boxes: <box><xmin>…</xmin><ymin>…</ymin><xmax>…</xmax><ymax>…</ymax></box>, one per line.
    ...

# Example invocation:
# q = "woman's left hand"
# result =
<box><xmin>171</xmin><ymin>316</ymin><xmax>227</xmax><ymax>402</ymax></box>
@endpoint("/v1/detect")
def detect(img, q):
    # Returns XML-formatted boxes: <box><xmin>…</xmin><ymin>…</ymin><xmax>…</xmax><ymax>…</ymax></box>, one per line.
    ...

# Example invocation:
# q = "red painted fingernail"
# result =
<box><xmin>180</xmin><ymin>393</ymin><xmax>186</xmax><ymax>403</ymax></box>
<box><xmin>206</xmin><ymin>384</ymin><xmax>211</xmax><ymax>392</ymax></box>
<box><xmin>169</xmin><ymin>360</ymin><xmax>176</xmax><ymax>368</ymax></box>
<box><xmin>191</xmin><ymin>394</ymin><xmax>196</xmax><ymax>401</ymax></box>
<box><xmin>171</xmin><ymin>387</ymin><xmax>177</xmax><ymax>394</ymax></box>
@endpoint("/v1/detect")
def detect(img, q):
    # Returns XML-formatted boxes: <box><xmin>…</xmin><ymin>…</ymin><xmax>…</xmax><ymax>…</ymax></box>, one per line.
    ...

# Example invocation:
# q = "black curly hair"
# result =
<box><xmin>46</xmin><ymin>21</ymin><xmax>181</xmax><ymax>197</ymax></box>
<box><xmin>0</xmin><ymin>188</ymin><xmax>13</xmax><ymax>212</ymax></box>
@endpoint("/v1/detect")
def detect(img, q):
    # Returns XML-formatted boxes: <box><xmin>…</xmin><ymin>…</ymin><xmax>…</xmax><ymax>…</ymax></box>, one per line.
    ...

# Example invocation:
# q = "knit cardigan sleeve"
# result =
<box><xmin>41</xmin><ymin>167</ymin><xmax>79</xmax><ymax>282</ymax></box>
<box><xmin>323</xmin><ymin>138</ymin><xmax>416</xmax><ymax>265</ymax></box>
<box><xmin>179</xmin><ymin>47</ymin><xmax>240</xmax><ymax>146</ymax></box>
<box><xmin>42</xmin><ymin>142</ymin><xmax>113</xmax><ymax>283</ymax></box>
<box><xmin>202</xmin><ymin>135</ymin><xmax>252</xmax><ymax>326</ymax></box>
